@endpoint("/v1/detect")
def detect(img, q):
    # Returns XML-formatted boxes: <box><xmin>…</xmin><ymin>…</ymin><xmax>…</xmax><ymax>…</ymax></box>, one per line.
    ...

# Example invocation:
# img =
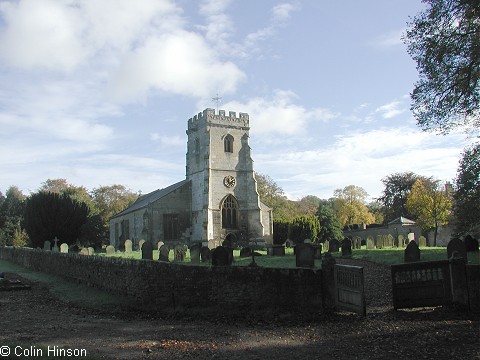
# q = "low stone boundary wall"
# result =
<box><xmin>0</xmin><ymin>247</ymin><xmax>324</xmax><ymax>315</ymax></box>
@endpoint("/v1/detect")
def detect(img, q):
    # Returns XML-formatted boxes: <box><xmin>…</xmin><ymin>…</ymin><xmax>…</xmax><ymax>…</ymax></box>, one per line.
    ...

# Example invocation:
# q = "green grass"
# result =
<box><xmin>0</xmin><ymin>259</ymin><xmax>136</xmax><ymax>309</ymax></box>
<box><xmin>331</xmin><ymin>246</ymin><xmax>480</xmax><ymax>265</ymax></box>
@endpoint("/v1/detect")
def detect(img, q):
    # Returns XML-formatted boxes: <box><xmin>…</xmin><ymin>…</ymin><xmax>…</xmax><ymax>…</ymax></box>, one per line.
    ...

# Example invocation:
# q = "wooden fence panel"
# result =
<box><xmin>391</xmin><ymin>260</ymin><xmax>452</xmax><ymax>309</ymax></box>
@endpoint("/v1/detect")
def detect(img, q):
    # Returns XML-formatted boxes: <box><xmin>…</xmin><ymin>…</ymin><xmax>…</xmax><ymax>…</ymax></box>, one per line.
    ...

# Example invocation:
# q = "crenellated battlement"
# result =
<box><xmin>188</xmin><ymin>108</ymin><xmax>249</xmax><ymax>130</ymax></box>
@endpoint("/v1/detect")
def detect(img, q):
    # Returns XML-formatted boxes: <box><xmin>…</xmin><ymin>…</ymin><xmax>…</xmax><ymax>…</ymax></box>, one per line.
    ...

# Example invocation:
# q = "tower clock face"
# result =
<box><xmin>223</xmin><ymin>175</ymin><xmax>236</xmax><ymax>188</ymax></box>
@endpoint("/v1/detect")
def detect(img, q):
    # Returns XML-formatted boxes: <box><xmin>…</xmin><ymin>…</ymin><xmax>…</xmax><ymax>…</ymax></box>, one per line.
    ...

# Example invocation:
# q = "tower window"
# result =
<box><xmin>224</xmin><ymin>135</ymin><xmax>234</xmax><ymax>153</ymax></box>
<box><xmin>221</xmin><ymin>195</ymin><xmax>238</xmax><ymax>229</ymax></box>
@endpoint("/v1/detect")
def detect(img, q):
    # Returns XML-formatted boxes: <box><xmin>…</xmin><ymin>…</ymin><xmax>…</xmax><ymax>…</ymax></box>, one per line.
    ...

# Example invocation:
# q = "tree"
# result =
<box><xmin>453</xmin><ymin>143</ymin><xmax>480</xmax><ymax>235</ymax></box>
<box><xmin>40</xmin><ymin>178</ymin><xmax>94</xmax><ymax>207</ymax></box>
<box><xmin>332</xmin><ymin>185</ymin><xmax>375</xmax><ymax>226</ymax></box>
<box><xmin>297</xmin><ymin>195</ymin><xmax>321</xmax><ymax>215</ymax></box>
<box><xmin>377</xmin><ymin>172</ymin><xmax>434</xmax><ymax>223</ymax></box>
<box><xmin>316</xmin><ymin>201</ymin><xmax>343</xmax><ymax>243</ymax></box>
<box><xmin>24</xmin><ymin>191</ymin><xmax>89</xmax><ymax>247</ymax></box>
<box><xmin>289</xmin><ymin>215</ymin><xmax>320</xmax><ymax>244</ymax></box>
<box><xmin>0</xmin><ymin>186</ymin><xmax>26</xmax><ymax>246</ymax></box>
<box><xmin>403</xmin><ymin>0</ymin><xmax>480</xmax><ymax>135</ymax></box>
<box><xmin>406</xmin><ymin>179</ymin><xmax>452</xmax><ymax>246</ymax></box>
<box><xmin>91</xmin><ymin>185</ymin><xmax>138</xmax><ymax>241</ymax></box>
<box><xmin>255</xmin><ymin>173</ymin><xmax>298</xmax><ymax>221</ymax></box>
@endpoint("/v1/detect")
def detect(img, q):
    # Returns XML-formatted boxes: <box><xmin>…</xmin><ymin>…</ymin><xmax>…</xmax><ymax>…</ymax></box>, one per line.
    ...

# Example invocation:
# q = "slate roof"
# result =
<box><xmin>388</xmin><ymin>216</ymin><xmax>416</xmax><ymax>225</ymax></box>
<box><xmin>110</xmin><ymin>179</ymin><xmax>190</xmax><ymax>219</ymax></box>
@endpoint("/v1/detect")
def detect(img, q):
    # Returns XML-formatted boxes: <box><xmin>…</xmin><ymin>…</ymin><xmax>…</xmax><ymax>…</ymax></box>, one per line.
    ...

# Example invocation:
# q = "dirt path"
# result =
<box><xmin>0</xmin><ymin>259</ymin><xmax>478</xmax><ymax>360</ymax></box>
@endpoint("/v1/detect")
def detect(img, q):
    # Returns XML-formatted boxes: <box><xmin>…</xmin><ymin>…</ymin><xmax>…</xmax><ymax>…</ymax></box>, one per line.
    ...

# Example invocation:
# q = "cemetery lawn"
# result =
<box><xmin>97</xmin><ymin>247</ymin><xmax>479</xmax><ymax>267</ymax></box>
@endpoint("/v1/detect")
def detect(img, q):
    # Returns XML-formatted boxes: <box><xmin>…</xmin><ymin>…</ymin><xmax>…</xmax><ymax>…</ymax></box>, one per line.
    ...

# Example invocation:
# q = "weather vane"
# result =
<box><xmin>212</xmin><ymin>93</ymin><xmax>222</xmax><ymax>111</ymax></box>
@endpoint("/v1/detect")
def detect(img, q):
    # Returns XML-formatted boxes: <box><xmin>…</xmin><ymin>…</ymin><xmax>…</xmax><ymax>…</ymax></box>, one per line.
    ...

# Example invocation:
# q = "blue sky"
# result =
<box><xmin>0</xmin><ymin>0</ymin><xmax>475</xmax><ymax>201</ymax></box>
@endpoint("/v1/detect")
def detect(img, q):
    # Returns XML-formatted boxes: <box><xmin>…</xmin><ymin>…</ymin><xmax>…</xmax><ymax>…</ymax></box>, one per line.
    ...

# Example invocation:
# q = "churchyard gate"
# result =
<box><xmin>334</xmin><ymin>264</ymin><xmax>366</xmax><ymax>316</ymax></box>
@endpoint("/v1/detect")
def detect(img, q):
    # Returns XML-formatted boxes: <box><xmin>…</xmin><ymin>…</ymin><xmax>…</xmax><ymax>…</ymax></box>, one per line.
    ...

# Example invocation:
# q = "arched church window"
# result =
<box><xmin>221</xmin><ymin>194</ymin><xmax>238</xmax><ymax>229</ymax></box>
<box><xmin>224</xmin><ymin>134</ymin><xmax>234</xmax><ymax>153</ymax></box>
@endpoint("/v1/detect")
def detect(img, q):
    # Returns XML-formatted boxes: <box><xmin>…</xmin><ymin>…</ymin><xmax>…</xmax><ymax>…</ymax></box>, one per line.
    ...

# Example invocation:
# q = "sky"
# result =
<box><xmin>0</xmin><ymin>0</ymin><xmax>475</xmax><ymax>201</ymax></box>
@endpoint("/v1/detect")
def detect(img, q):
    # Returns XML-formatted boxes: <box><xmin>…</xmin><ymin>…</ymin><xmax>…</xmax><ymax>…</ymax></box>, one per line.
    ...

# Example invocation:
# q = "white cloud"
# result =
<box><xmin>107</xmin><ymin>31</ymin><xmax>245</xmax><ymax>102</ymax></box>
<box><xmin>222</xmin><ymin>90</ymin><xmax>337</xmax><ymax>135</ymax></box>
<box><xmin>372</xmin><ymin>29</ymin><xmax>404</xmax><ymax>48</ymax></box>
<box><xmin>151</xmin><ymin>133</ymin><xmax>185</xmax><ymax>147</ymax></box>
<box><xmin>255</xmin><ymin>127</ymin><xmax>468</xmax><ymax>200</ymax></box>
<box><xmin>375</xmin><ymin>100</ymin><xmax>406</xmax><ymax>119</ymax></box>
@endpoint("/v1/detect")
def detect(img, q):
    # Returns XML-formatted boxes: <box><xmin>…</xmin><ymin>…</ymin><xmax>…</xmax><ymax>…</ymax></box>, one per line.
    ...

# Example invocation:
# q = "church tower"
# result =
<box><xmin>186</xmin><ymin>108</ymin><xmax>271</xmax><ymax>248</ymax></box>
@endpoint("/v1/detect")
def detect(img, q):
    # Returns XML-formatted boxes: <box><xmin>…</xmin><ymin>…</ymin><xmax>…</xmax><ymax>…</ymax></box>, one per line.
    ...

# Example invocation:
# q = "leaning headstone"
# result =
<box><xmin>138</xmin><ymin>239</ymin><xmax>145</xmax><ymax>250</ymax></box>
<box><xmin>190</xmin><ymin>243</ymin><xmax>201</xmax><ymax>264</ymax></box>
<box><xmin>43</xmin><ymin>240</ymin><xmax>51</xmax><ymax>251</ymax></box>
<box><xmin>341</xmin><ymin>238</ymin><xmax>352</xmax><ymax>257</ymax></box>
<box><xmin>174</xmin><ymin>244</ymin><xmax>186</xmax><ymax>262</ymax></box>
<box><xmin>465</xmin><ymin>235</ymin><xmax>479</xmax><ymax>252</ymax></box>
<box><xmin>404</xmin><ymin>240</ymin><xmax>421</xmax><ymax>262</ymax></box>
<box><xmin>295</xmin><ymin>243</ymin><xmax>315</xmax><ymax>268</ymax></box>
<box><xmin>159</xmin><ymin>245</ymin><xmax>170</xmax><ymax>262</ymax></box>
<box><xmin>80</xmin><ymin>248</ymin><xmax>89</xmax><ymax>256</ymax></box>
<box><xmin>157</xmin><ymin>241</ymin><xmax>165</xmax><ymax>251</ymax></box>
<box><xmin>200</xmin><ymin>246</ymin><xmax>211</xmax><ymax>262</ymax></box>
<box><xmin>60</xmin><ymin>243</ymin><xmax>69</xmax><ymax>253</ymax></box>
<box><xmin>124</xmin><ymin>239</ymin><xmax>132</xmax><ymax>253</ymax></box>
<box><xmin>106</xmin><ymin>245</ymin><xmax>115</xmax><ymax>255</ymax></box>
<box><xmin>447</xmin><ymin>238</ymin><xmax>467</xmax><ymax>262</ymax></box>
<box><xmin>141</xmin><ymin>241</ymin><xmax>153</xmax><ymax>260</ymax></box>
<box><xmin>328</xmin><ymin>239</ymin><xmax>340</xmax><ymax>253</ymax></box>
<box><xmin>212</xmin><ymin>246</ymin><xmax>231</xmax><ymax>266</ymax></box>
<box><xmin>366</xmin><ymin>236</ymin><xmax>374</xmax><ymax>250</ymax></box>
<box><xmin>418</xmin><ymin>236</ymin><xmax>427</xmax><ymax>247</ymax></box>
<box><xmin>87</xmin><ymin>247</ymin><xmax>95</xmax><ymax>256</ymax></box>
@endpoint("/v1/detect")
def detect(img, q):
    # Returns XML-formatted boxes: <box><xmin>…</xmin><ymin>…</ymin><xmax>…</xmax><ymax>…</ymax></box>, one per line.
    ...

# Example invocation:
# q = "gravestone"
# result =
<box><xmin>418</xmin><ymin>236</ymin><xmax>427</xmax><ymax>247</ymax></box>
<box><xmin>240</xmin><ymin>247</ymin><xmax>252</xmax><ymax>257</ymax></box>
<box><xmin>447</xmin><ymin>238</ymin><xmax>467</xmax><ymax>262</ymax></box>
<box><xmin>80</xmin><ymin>248</ymin><xmax>89</xmax><ymax>256</ymax></box>
<box><xmin>341</xmin><ymin>238</ymin><xmax>352</xmax><ymax>257</ymax></box>
<box><xmin>190</xmin><ymin>243</ymin><xmax>201</xmax><ymax>264</ymax></box>
<box><xmin>43</xmin><ymin>240</ymin><xmax>51</xmax><ymax>251</ymax></box>
<box><xmin>60</xmin><ymin>243</ymin><xmax>68</xmax><ymax>253</ymax></box>
<box><xmin>157</xmin><ymin>241</ymin><xmax>165</xmax><ymax>251</ymax></box>
<box><xmin>464</xmin><ymin>235</ymin><xmax>479</xmax><ymax>252</ymax></box>
<box><xmin>328</xmin><ymin>239</ymin><xmax>340</xmax><ymax>253</ymax></box>
<box><xmin>323</xmin><ymin>240</ymin><xmax>330</xmax><ymax>252</ymax></box>
<box><xmin>212</xmin><ymin>246</ymin><xmax>231</xmax><ymax>266</ymax></box>
<box><xmin>52</xmin><ymin>237</ymin><xmax>60</xmax><ymax>252</ymax></box>
<box><xmin>174</xmin><ymin>244</ymin><xmax>186</xmax><ymax>262</ymax></box>
<box><xmin>386</xmin><ymin>234</ymin><xmax>394</xmax><ymax>248</ymax></box>
<box><xmin>87</xmin><ymin>247</ymin><xmax>95</xmax><ymax>256</ymax></box>
<box><xmin>397</xmin><ymin>234</ymin><xmax>405</xmax><ymax>248</ymax></box>
<box><xmin>159</xmin><ymin>245</ymin><xmax>170</xmax><ymax>262</ymax></box>
<box><xmin>376</xmin><ymin>235</ymin><xmax>383</xmax><ymax>249</ymax></box>
<box><xmin>125</xmin><ymin>239</ymin><xmax>133</xmax><ymax>253</ymax></box>
<box><xmin>355</xmin><ymin>237</ymin><xmax>362</xmax><ymax>249</ymax></box>
<box><xmin>200</xmin><ymin>246</ymin><xmax>211</xmax><ymax>263</ymax></box>
<box><xmin>312</xmin><ymin>244</ymin><xmax>322</xmax><ymax>259</ymax></box>
<box><xmin>366</xmin><ymin>236</ymin><xmax>374</xmax><ymax>250</ymax></box>
<box><xmin>106</xmin><ymin>245</ymin><xmax>115</xmax><ymax>255</ymax></box>
<box><xmin>138</xmin><ymin>239</ymin><xmax>145</xmax><ymax>250</ymax></box>
<box><xmin>407</xmin><ymin>232</ymin><xmax>415</xmax><ymax>242</ymax></box>
<box><xmin>285</xmin><ymin>240</ymin><xmax>294</xmax><ymax>248</ymax></box>
<box><xmin>141</xmin><ymin>241</ymin><xmax>153</xmax><ymax>260</ymax></box>
<box><xmin>404</xmin><ymin>240</ymin><xmax>421</xmax><ymax>262</ymax></box>
<box><xmin>295</xmin><ymin>243</ymin><xmax>315</xmax><ymax>267</ymax></box>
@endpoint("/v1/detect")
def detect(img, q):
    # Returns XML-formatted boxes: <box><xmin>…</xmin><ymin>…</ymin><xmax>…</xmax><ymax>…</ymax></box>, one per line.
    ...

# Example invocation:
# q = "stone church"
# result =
<box><xmin>109</xmin><ymin>108</ymin><xmax>272</xmax><ymax>249</ymax></box>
